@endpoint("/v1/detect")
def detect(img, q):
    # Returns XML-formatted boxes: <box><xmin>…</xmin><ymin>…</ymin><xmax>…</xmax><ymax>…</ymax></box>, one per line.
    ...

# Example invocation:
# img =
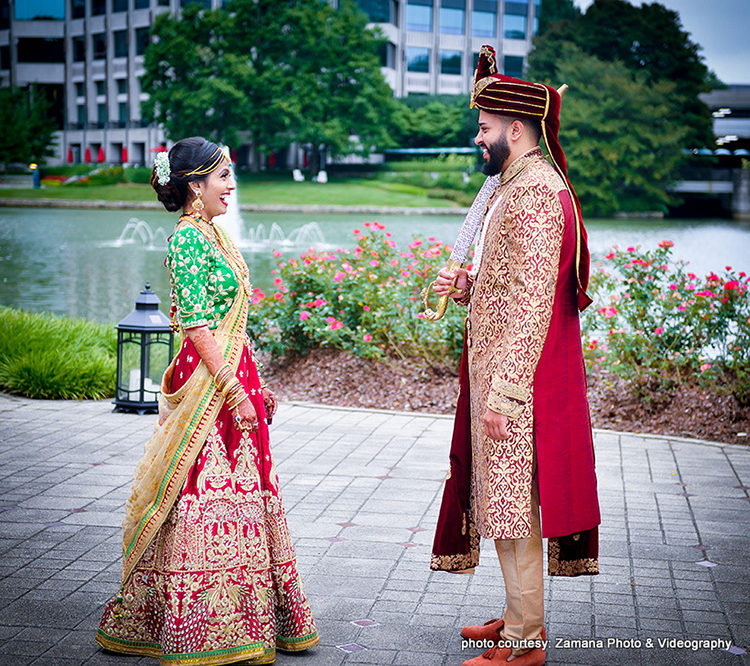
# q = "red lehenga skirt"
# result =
<box><xmin>97</xmin><ymin>338</ymin><xmax>319</xmax><ymax>665</ymax></box>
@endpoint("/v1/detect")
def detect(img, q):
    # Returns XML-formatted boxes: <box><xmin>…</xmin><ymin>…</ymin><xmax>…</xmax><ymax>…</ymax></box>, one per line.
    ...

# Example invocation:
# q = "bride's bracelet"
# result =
<box><xmin>224</xmin><ymin>379</ymin><xmax>249</xmax><ymax>410</ymax></box>
<box><xmin>214</xmin><ymin>363</ymin><xmax>249</xmax><ymax>409</ymax></box>
<box><xmin>214</xmin><ymin>363</ymin><xmax>234</xmax><ymax>393</ymax></box>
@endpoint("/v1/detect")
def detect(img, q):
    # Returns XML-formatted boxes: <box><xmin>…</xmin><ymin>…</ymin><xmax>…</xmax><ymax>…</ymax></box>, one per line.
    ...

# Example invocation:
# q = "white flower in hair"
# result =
<box><xmin>154</xmin><ymin>152</ymin><xmax>171</xmax><ymax>186</ymax></box>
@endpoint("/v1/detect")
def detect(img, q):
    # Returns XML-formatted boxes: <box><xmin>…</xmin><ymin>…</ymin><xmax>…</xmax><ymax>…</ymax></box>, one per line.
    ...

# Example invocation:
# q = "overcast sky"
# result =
<box><xmin>572</xmin><ymin>0</ymin><xmax>750</xmax><ymax>85</ymax></box>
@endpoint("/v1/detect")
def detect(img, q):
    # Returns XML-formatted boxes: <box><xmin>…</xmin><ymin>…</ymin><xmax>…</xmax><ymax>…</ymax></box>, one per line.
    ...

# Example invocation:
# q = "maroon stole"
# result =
<box><xmin>430</xmin><ymin>340</ymin><xmax>479</xmax><ymax>572</ymax></box>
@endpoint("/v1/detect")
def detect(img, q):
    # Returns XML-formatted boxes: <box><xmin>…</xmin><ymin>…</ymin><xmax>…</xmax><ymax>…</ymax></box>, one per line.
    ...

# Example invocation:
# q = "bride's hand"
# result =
<box><xmin>233</xmin><ymin>398</ymin><xmax>259</xmax><ymax>432</ymax></box>
<box><xmin>262</xmin><ymin>387</ymin><xmax>277</xmax><ymax>420</ymax></box>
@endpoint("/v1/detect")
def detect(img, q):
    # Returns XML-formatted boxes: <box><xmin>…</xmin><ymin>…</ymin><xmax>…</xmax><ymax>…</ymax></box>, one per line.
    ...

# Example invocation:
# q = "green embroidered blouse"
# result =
<box><xmin>166</xmin><ymin>224</ymin><xmax>239</xmax><ymax>329</ymax></box>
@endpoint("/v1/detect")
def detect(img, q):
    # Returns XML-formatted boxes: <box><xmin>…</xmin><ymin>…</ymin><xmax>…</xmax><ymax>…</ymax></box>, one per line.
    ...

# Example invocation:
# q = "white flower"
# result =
<box><xmin>154</xmin><ymin>152</ymin><xmax>171</xmax><ymax>186</ymax></box>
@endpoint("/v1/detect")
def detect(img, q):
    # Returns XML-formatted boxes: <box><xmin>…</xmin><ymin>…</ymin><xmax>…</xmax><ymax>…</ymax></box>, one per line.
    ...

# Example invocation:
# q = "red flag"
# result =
<box><xmin>84</xmin><ymin>147</ymin><xmax>91</xmax><ymax>163</ymax></box>
<box><xmin>97</xmin><ymin>146</ymin><xmax>105</xmax><ymax>163</ymax></box>
<box><xmin>67</xmin><ymin>147</ymin><xmax>74</xmax><ymax>163</ymax></box>
<box><xmin>121</xmin><ymin>146</ymin><xmax>129</xmax><ymax>164</ymax></box>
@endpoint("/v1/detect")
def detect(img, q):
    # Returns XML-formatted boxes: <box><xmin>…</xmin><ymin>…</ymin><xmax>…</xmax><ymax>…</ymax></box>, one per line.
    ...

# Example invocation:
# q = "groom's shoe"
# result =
<box><xmin>461</xmin><ymin>645</ymin><xmax>512</xmax><ymax>665</ymax></box>
<box><xmin>460</xmin><ymin>619</ymin><xmax>505</xmax><ymax>643</ymax></box>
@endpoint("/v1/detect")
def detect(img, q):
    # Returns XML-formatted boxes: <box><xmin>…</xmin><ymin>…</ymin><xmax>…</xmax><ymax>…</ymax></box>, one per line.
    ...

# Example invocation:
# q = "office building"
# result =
<box><xmin>0</xmin><ymin>0</ymin><xmax>538</xmax><ymax>166</ymax></box>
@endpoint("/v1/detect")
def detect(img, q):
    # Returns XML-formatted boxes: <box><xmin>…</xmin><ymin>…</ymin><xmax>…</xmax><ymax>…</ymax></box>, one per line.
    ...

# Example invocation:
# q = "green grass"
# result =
<box><xmin>0</xmin><ymin>175</ymin><xmax>459</xmax><ymax>208</ymax></box>
<box><xmin>235</xmin><ymin>177</ymin><xmax>457</xmax><ymax>207</ymax></box>
<box><xmin>0</xmin><ymin>307</ymin><xmax>117</xmax><ymax>400</ymax></box>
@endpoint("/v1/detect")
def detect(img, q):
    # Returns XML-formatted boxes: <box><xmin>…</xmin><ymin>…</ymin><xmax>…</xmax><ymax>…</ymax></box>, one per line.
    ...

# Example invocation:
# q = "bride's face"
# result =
<box><xmin>190</xmin><ymin>157</ymin><xmax>236</xmax><ymax>220</ymax></box>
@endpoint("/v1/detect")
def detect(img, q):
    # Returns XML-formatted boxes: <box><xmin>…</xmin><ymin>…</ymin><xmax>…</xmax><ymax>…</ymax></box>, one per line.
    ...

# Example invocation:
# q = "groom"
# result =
<box><xmin>430</xmin><ymin>45</ymin><xmax>601</xmax><ymax>666</ymax></box>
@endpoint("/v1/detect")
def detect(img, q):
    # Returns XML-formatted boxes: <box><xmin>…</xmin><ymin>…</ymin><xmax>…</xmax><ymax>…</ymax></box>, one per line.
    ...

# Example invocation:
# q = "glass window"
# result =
<box><xmin>95</xmin><ymin>80</ymin><xmax>105</xmax><ymax>96</ymax></box>
<box><xmin>0</xmin><ymin>45</ymin><xmax>9</xmax><ymax>69</ymax></box>
<box><xmin>504</xmin><ymin>55</ymin><xmax>524</xmax><ymax>78</ymax></box>
<box><xmin>71</xmin><ymin>0</ymin><xmax>85</xmax><ymax>19</ymax></box>
<box><xmin>113</xmin><ymin>0</ymin><xmax>128</xmax><ymax>11</ymax></box>
<box><xmin>0</xmin><ymin>0</ymin><xmax>9</xmax><ymax>30</ymax></box>
<box><xmin>119</xmin><ymin>102</ymin><xmax>129</xmax><ymax>123</ymax></box>
<box><xmin>378</xmin><ymin>41</ymin><xmax>396</xmax><ymax>69</ymax></box>
<box><xmin>14</xmin><ymin>0</ymin><xmax>65</xmax><ymax>20</ymax></box>
<box><xmin>135</xmin><ymin>27</ymin><xmax>150</xmax><ymax>55</ymax></box>
<box><xmin>98</xmin><ymin>104</ymin><xmax>107</xmax><ymax>125</ymax></box>
<box><xmin>505</xmin><ymin>0</ymin><xmax>528</xmax><ymax>12</ymax></box>
<box><xmin>77</xmin><ymin>104</ymin><xmax>86</xmax><ymax>126</ymax></box>
<box><xmin>72</xmin><ymin>36</ymin><xmax>86</xmax><ymax>62</ymax></box>
<box><xmin>440</xmin><ymin>8</ymin><xmax>464</xmax><ymax>35</ymax></box>
<box><xmin>180</xmin><ymin>0</ymin><xmax>210</xmax><ymax>7</ymax></box>
<box><xmin>354</xmin><ymin>0</ymin><xmax>392</xmax><ymax>22</ymax></box>
<box><xmin>116</xmin><ymin>79</ymin><xmax>127</xmax><ymax>95</ymax></box>
<box><xmin>134</xmin><ymin>0</ymin><xmax>149</xmax><ymax>8</ymax></box>
<box><xmin>17</xmin><ymin>38</ymin><xmax>65</xmax><ymax>63</ymax></box>
<box><xmin>440</xmin><ymin>50</ymin><xmax>461</xmax><ymax>75</ymax></box>
<box><xmin>503</xmin><ymin>14</ymin><xmax>527</xmax><ymax>39</ymax></box>
<box><xmin>92</xmin><ymin>33</ymin><xmax>106</xmax><ymax>60</ymax></box>
<box><xmin>75</xmin><ymin>81</ymin><xmax>85</xmax><ymax>97</ymax></box>
<box><xmin>471</xmin><ymin>10</ymin><xmax>496</xmax><ymax>37</ymax></box>
<box><xmin>158</xmin><ymin>0</ymin><xmax>169</xmax><ymax>5</ymax></box>
<box><xmin>114</xmin><ymin>30</ymin><xmax>128</xmax><ymax>58</ymax></box>
<box><xmin>92</xmin><ymin>0</ymin><xmax>105</xmax><ymax>15</ymax></box>
<box><xmin>406</xmin><ymin>3</ymin><xmax>432</xmax><ymax>32</ymax></box>
<box><xmin>406</xmin><ymin>47</ymin><xmax>430</xmax><ymax>73</ymax></box>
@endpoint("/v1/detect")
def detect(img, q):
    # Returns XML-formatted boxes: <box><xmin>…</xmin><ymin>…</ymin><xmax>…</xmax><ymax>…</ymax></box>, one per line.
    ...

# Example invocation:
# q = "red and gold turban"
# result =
<box><xmin>471</xmin><ymin>45</ymin><xmax>592</xmax><ymax>310</ymax></box>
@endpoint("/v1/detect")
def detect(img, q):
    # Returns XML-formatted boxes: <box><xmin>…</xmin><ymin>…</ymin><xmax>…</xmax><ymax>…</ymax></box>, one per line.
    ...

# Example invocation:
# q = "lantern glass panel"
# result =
<box><xmin>143</xmin><ymin>332</ymin><xmax>173</xmax><ymax>400</ymax></box>
<box><xmin>117</xmin><ymin>331</ymin><xmax>144</xmax><ymax>403</ymax></box>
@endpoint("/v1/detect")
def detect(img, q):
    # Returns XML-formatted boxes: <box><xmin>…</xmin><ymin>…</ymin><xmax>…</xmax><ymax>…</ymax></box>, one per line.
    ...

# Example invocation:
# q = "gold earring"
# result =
<box><xmin>192</xmin><ymin>189</ymin><xmax>204</xmax><ymax>213</ymax></box>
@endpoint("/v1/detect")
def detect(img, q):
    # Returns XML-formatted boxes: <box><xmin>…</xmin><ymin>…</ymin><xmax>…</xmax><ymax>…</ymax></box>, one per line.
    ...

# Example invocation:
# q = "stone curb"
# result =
<box><xmin>0</xmin><ymin>197</ymin><xmax>468</xmax><ymax>215</ymax></box>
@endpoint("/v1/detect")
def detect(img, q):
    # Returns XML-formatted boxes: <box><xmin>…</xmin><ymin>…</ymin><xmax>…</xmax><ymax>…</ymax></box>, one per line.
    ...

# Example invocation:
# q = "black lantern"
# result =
<box><xmin>114</xmin><ymin>282</ymin><xmax>174</xmax><ymax>414</ymax></box>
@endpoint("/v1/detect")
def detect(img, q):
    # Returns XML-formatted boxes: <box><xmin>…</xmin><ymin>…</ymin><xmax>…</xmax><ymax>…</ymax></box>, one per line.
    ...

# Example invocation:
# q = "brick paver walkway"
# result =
<box><xmin>0</xmin><ymin>394</ymin><xmax>748</xmax><ymax>666</ymax></box>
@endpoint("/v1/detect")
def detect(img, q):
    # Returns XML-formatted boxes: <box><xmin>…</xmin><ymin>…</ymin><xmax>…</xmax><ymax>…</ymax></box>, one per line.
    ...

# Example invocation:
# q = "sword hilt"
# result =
<box><xmin>420</xmin><ymin>259</ymin><xmax>464</xmax><ymax>322</ymax></box>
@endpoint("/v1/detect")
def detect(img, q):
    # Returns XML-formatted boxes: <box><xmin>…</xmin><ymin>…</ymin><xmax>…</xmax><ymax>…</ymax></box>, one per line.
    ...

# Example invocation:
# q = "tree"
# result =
<box><xmin>535</xmin><ymin>0</ymin><xmax>714</xmax><ymax>148</ymax></box>
<box><xmin>389</xmin><ymin>95</ymin><xmax>481</xmax><ymax>149</ymax></box>
<box><xmin>277</xmin><ymin>0</ymin><xmax>397</xmax><ymax>172</ymax></box>
<box><xmin>536</xmin><ymin>0</ymin><xmax>580</xmax><ymax>35</ymax></box>
<box><xmin>529</xmin><ymin>42</ymin><xmax>687</xmax><ymax>216</ymax></box>
<box><xmin>140</xmin><ymin>0</ymin><xmax>395</xmax><ymax>170</ymax></box>
<box><xmin>0</xmin><ymin>85</ymin><xmax>58</xmax><ymax>165</ymax></box>
<box><xmin>579</xmin><ymin>0</ymin><xmax>713</xmax><ymax>147</ymax></box>
<box><xmin>141</xmin><ymin>6</ymin><xmax>255</xmax><ymax>149</ymax></box>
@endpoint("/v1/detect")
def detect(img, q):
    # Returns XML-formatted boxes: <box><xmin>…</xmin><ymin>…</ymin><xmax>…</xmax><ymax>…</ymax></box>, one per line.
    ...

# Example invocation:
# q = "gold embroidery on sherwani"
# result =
<box><xmin>548</xmin><ymin>538</ymin><xmax>600</xmax><ymax>576</ymax></box>
<box><xmin>467</xmin><ymin>148</ymin><xmax>566</xmax><ymax>541</ymax></box>
<box><xmin>429</xmin><ymin>519</ymin><xmax>480</xmax><ymax>572</ymax></box>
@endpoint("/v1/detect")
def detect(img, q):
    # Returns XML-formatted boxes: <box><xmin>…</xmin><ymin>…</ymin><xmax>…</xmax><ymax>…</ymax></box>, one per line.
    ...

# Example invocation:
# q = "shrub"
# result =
<box><xmin>582</xmin><ymin>242</ymin><xmax>750</xmax><ymax>404</ymax></box>
<box><xmin>0</xmin><ymin>308</ymin><xmax>117</xmax><ymax>400</ymax></box>
<box><xmin>69</xmin><ymin>166</ymin><xmax>126</xmax><ymax>187</ymax></box>
<box><xmin>41</xmin><ymin>165</ymin><xmax>95</xmax><ymax>177</ymax></box>
<box><xmin>250</xmin><ymin>232</ymin><xmax>749</xmax><ymax>407</ymax></box>
<box><xmin>246</xmin><ymin>222</ymin><xmax>468</xmax><ymax>366</ymax></box>
<box><xmin>124</xmin><ymin>166</ymin><xmax>153</xmax><ymax>184</ymax></box>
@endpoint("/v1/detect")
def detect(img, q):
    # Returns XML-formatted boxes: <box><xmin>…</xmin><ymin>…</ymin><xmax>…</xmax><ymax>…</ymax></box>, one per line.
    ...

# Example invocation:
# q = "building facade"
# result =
<box><xmin>0</xmin><ymin>0</ymin><xmax>538</xmax><ymax>166</ymax></box>
<box><xmin>360</xmin><ymin>0</ymin><xmax>540</xmax><ymax>97</ymax></box>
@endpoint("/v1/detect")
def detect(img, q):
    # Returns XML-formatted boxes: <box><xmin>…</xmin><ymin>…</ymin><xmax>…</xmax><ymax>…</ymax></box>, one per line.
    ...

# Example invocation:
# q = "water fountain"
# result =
<box><xmin>102</xmin><ymin>218</ymin><xmax>168</xmax><ymax>248</ymax></box>
<box><xmin>212</xmin><ymin>183</ymin><xmax>329</xmax><ymax>251</ymax></box>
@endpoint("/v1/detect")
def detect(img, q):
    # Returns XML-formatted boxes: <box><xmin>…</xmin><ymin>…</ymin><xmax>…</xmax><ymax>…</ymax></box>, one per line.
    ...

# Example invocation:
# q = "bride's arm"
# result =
<box><xmin>186</xmin><ymin>325</ymin><xmax>259</xmax><ymax>430</ymax></box>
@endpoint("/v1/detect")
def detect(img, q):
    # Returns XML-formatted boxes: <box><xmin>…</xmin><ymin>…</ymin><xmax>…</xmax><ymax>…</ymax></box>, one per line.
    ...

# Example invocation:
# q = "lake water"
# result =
<box><xmin>1</xmin><ymin>206</ymin><xmax>748</xmax><ymax>324</ymax></box>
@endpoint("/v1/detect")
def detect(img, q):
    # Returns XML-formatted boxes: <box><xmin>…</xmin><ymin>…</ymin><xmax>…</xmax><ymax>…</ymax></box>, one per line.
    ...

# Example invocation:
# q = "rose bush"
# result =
<box><xmin>246</xmin><ymin>222</ymin><xmax>467</xmax><ymax>365</ymax></box>
<box><xmin>581</xmin><ymin>242</ymin><xmax>750</xmax><ymax>404</ymax></box>
<box><xmin>248</xmin><ymin>226</ymin><xmax>750</xmax><ymax>406</ymax></box>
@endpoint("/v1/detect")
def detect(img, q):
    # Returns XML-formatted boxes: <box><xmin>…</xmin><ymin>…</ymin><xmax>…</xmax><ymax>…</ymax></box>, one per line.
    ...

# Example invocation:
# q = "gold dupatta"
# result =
<box><xmin>120</xmin><ymin>222</ymin><xmax>250</xmax><ymax>588</ymax></box>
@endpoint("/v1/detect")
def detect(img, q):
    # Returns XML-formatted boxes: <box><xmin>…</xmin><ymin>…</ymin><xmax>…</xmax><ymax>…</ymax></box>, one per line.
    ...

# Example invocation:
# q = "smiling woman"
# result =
<box><xmin>95</xmin><ymin>135</ymin><xmax>319</xmax><ymax>664</ymax></box>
